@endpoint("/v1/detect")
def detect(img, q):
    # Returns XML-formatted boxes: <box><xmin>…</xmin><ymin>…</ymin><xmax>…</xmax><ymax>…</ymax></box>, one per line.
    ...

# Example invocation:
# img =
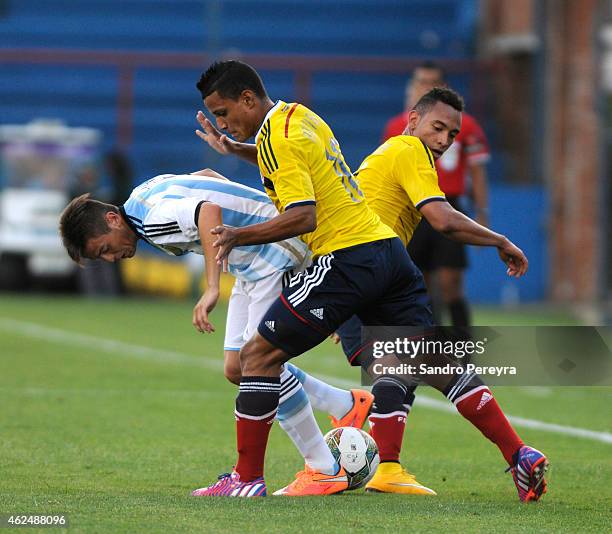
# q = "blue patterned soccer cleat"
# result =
<box><xmin>191</xmin><ymin>471</ymin><xmax>267</xmax><ymax>497</ymax></box>
<box><xmin>507</xmin><ymin>445</ymin><xmax>549</xmax><ymax>502</ymax></box>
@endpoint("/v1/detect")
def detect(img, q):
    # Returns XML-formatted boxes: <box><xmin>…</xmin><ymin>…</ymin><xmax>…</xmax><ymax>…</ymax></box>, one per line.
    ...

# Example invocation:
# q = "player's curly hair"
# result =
<box><xmin>196</xmin><ymin>60</ymin><xmax>267</xmax><ymax>100</ymax></box>
<box><xmin>413</xmin><ymin>87</ymin><xmax>464</xmax><ymax>114</ymax></box>
<box><xmin>59</xmin><ymin>194</ymin><xmax>118</xmax><ymax>264</ymax></box>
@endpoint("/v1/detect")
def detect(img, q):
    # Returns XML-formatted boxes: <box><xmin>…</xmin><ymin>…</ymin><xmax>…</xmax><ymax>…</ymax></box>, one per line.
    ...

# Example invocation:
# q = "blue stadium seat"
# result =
<box><xmin>0</xmin><ymin>0</ymin><xmax>480</xmax><ymax>190</ymax></box>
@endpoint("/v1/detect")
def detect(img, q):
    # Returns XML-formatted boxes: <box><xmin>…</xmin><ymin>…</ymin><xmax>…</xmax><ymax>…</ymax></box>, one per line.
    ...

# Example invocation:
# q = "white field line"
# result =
<box><xmin>0</xmin><ymin>386</ymin><xmax>212</xmax><ymax>398</ymax></box>
<box><xmin>0</xmin><ymin>316</ymin><xmax>222</xmax><ymax>371</ymax></box>
<box><xmin>315</xmin><ymin>373</ymin><xmax>612</xmax><ymax>445</ymax></box>
<box><xmin>2</xmin><ymin>316</ymin><xmax>611</xmax><ymax>445</ymax></box>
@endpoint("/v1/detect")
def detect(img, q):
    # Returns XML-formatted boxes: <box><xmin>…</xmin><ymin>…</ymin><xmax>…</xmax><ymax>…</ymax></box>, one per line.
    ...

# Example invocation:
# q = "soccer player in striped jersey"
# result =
<box><xmin>58</xmin><ymin>172</ymin><xmax>374</xmax><ymax>497</ymax></box>
<box><xmin>193</xmin><ymin>60</ymin><xmax>547</xmax><ymax>502</ymax></box>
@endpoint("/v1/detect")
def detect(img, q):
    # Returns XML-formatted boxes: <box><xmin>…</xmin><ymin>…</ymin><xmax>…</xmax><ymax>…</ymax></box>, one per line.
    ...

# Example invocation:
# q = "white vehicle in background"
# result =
<box><xmin>0</xmin><ymin>120</ymin><xmax>101</xmax><ymax>290</ymax></box>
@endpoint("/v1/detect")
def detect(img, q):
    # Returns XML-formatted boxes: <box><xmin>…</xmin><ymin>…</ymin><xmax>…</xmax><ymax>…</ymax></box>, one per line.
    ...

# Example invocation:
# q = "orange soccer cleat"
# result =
<box><xmin>330</xmin><ymin>389</ymin><xmax>374</xmax><ymax>429</ymax></box>
<box><xmin>272</xmin><ymin>465</ymin><xmax>348</xmax><ymax>496</ymax></box>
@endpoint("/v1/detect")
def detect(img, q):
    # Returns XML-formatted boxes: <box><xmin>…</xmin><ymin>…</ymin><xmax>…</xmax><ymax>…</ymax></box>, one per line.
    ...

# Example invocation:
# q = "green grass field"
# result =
<box><xmin>1</xmin><ymin>294</ymin><xmax>610</xmax><ymax>533</ymax></box>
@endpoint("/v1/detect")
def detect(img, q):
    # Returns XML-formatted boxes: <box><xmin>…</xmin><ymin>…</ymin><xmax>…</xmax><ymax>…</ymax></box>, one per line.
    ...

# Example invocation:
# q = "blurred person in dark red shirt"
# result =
<box><xmin>382</xmin><ymin>61</ymin><xmax>490</xmax><ymax>327</ymax></box>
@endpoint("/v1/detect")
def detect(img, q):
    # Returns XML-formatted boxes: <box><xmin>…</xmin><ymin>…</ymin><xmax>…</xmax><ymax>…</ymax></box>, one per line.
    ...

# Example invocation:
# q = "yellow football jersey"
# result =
<box><xmin>355</xmin><ymin>136</ymin><xmax>446</xmax><ymax>246</ymax></box>
<box><xmin>255</xmin><ymin>101</ymin><xmax>395</xmax><ymax>257</ymax></box>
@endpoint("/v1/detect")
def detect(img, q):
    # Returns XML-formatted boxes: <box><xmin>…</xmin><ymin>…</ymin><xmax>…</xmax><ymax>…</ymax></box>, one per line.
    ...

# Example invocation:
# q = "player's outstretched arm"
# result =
<box><xmin>211</xmin><ymin>205</ymin><xmax>316</xmax><ymax>264</ymax></box>
<box><xmin>420</xmin><ymin>200</ymin><xmax>528</xmax><ymax>277</ymax></box>
<box><xmin>195</xmin><ymin>111</ymin><xmax>258</xmax><ymax>166</ymax></box>
<box><xmin>193</xmin><ymin>202</ymin><xmax>224</xmax><ymax>333</ymax></box>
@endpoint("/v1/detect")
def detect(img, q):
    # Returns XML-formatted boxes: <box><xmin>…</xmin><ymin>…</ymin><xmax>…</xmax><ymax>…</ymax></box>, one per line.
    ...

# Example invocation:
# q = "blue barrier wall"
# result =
<box><xmin>465</xmin><ymin>185</ymin><xmax>548</xmax><ymax>303</ymax></box>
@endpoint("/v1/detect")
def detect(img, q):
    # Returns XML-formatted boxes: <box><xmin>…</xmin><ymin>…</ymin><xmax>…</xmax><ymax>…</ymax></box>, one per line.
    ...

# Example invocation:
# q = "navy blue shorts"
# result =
<box><xmin>257</xmin><ymin>237</ymin><xmax>433</xmax><ymax>357</ymax></box>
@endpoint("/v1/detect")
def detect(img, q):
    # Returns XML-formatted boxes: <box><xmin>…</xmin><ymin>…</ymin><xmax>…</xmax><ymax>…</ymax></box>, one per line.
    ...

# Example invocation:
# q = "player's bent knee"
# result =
<box><xmin>223</xmin><ymin>362</ymin><xmax>242</xmax><ymax>385</ymax></box>
<box><xmin>239</xmin><ymin>333</ymin><xmax>287</xmax><ymax>375</ymax></box>
<box><xmin>223</xmin><ymin>350</ymin><xmax>243</xmax><ymax>385</ymax></box>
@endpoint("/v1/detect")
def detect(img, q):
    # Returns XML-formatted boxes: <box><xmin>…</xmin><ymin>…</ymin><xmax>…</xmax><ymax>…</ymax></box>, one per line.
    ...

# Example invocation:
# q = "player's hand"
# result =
<box><xmin>497</xmin><ymin>239</ymin><xmax>528</xmax><ymax>278</ymax></box>
<box><xmin>193</xmin><ymin>288</ymin><xmax>220</xmax><ymax>333</ymax></box>
<box><xmin>211</xmin><ymin>225</ymin><xmax>238</xmax><ymax>265</ymax></box>
<box><xmin>195</xmin><ymin>111</ymin><xmax>236</xmax><ymax>155</ymax></box>
<box><xmin>329</xmin><ymin>332</ymin><xmax>341</xmax><ymax>344</ymax></box>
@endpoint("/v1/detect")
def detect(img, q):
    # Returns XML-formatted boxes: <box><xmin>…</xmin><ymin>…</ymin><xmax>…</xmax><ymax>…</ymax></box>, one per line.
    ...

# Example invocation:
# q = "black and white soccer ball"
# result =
<box><xmin>324</xmin><ymin>426</ymin><xmax>380</xmax><ymax>490</ymax></box>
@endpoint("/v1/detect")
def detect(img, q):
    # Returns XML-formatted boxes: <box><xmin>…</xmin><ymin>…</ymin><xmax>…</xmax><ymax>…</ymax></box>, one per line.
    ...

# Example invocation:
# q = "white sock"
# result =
<box><xmin>286</xmin><ymin>363</ymin><xmax>353</xmax><ymax>420</ymax></box>
<box><xmin>277</xmin><ymin>366</ymin><xmax>338</xmax><ymax>474</ymax></box>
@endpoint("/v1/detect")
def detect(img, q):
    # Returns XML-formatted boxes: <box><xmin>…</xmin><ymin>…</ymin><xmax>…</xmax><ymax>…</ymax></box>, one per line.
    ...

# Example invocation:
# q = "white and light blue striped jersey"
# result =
<box><xmin>121</xmin><ymin>174</ymin><xmax>309</xmax><ymax>282</ymax></box>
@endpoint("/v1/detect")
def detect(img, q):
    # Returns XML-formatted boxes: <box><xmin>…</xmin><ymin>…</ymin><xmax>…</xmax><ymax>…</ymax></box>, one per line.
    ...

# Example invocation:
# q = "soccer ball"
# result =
<box><xmin>324</xmin><ymin>427</ymin><xmax>380</xmax><ymax>490</ymax></box>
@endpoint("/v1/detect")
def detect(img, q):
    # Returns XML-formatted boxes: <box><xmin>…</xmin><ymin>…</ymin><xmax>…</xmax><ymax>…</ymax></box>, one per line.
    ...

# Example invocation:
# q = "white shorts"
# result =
<box><xmin>224</xmin><ymin>268</ymin><xmax>305</xmax><ymax>351</ymax></box>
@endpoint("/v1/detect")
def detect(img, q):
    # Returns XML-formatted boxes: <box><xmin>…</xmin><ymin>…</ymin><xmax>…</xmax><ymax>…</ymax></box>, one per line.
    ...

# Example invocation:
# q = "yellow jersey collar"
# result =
<box><xmin>255</xmin><ymin>100</ymin><xmax>284</xmax><ymax>143</ymax></box>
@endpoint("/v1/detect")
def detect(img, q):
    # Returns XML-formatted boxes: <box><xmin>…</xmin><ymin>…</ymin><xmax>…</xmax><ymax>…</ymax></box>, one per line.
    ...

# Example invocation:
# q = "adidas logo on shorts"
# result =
<box><xmin>477</xmin><ymin>391</ymin><xmax>493</xmax><ymax>411</ymax></box>
<box><xmin>265</xmin><ymin>320</ymin><xmax>275</xmax><ymax>332</ymax></box>
<box><xmin>310</xmin><ymin>308</ymin><xmax>324</xmax><ymax>320</ymax></box>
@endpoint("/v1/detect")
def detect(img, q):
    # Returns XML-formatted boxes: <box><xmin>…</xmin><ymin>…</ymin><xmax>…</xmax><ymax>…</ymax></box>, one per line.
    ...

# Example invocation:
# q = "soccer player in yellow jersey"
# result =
<box><xmin>356</xmin><ymin>132</ymin><xmax>445</xmax><ymax>246</ymax></box>
<box><xmin>334</xmin><ymin>88</ymin><xmax>545</xmax><ymax>500</ymax></box>
<box><xmin>191</xmin><ymin>61</ymin><xmax>547</xmax><ymax>503</ymax></box>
